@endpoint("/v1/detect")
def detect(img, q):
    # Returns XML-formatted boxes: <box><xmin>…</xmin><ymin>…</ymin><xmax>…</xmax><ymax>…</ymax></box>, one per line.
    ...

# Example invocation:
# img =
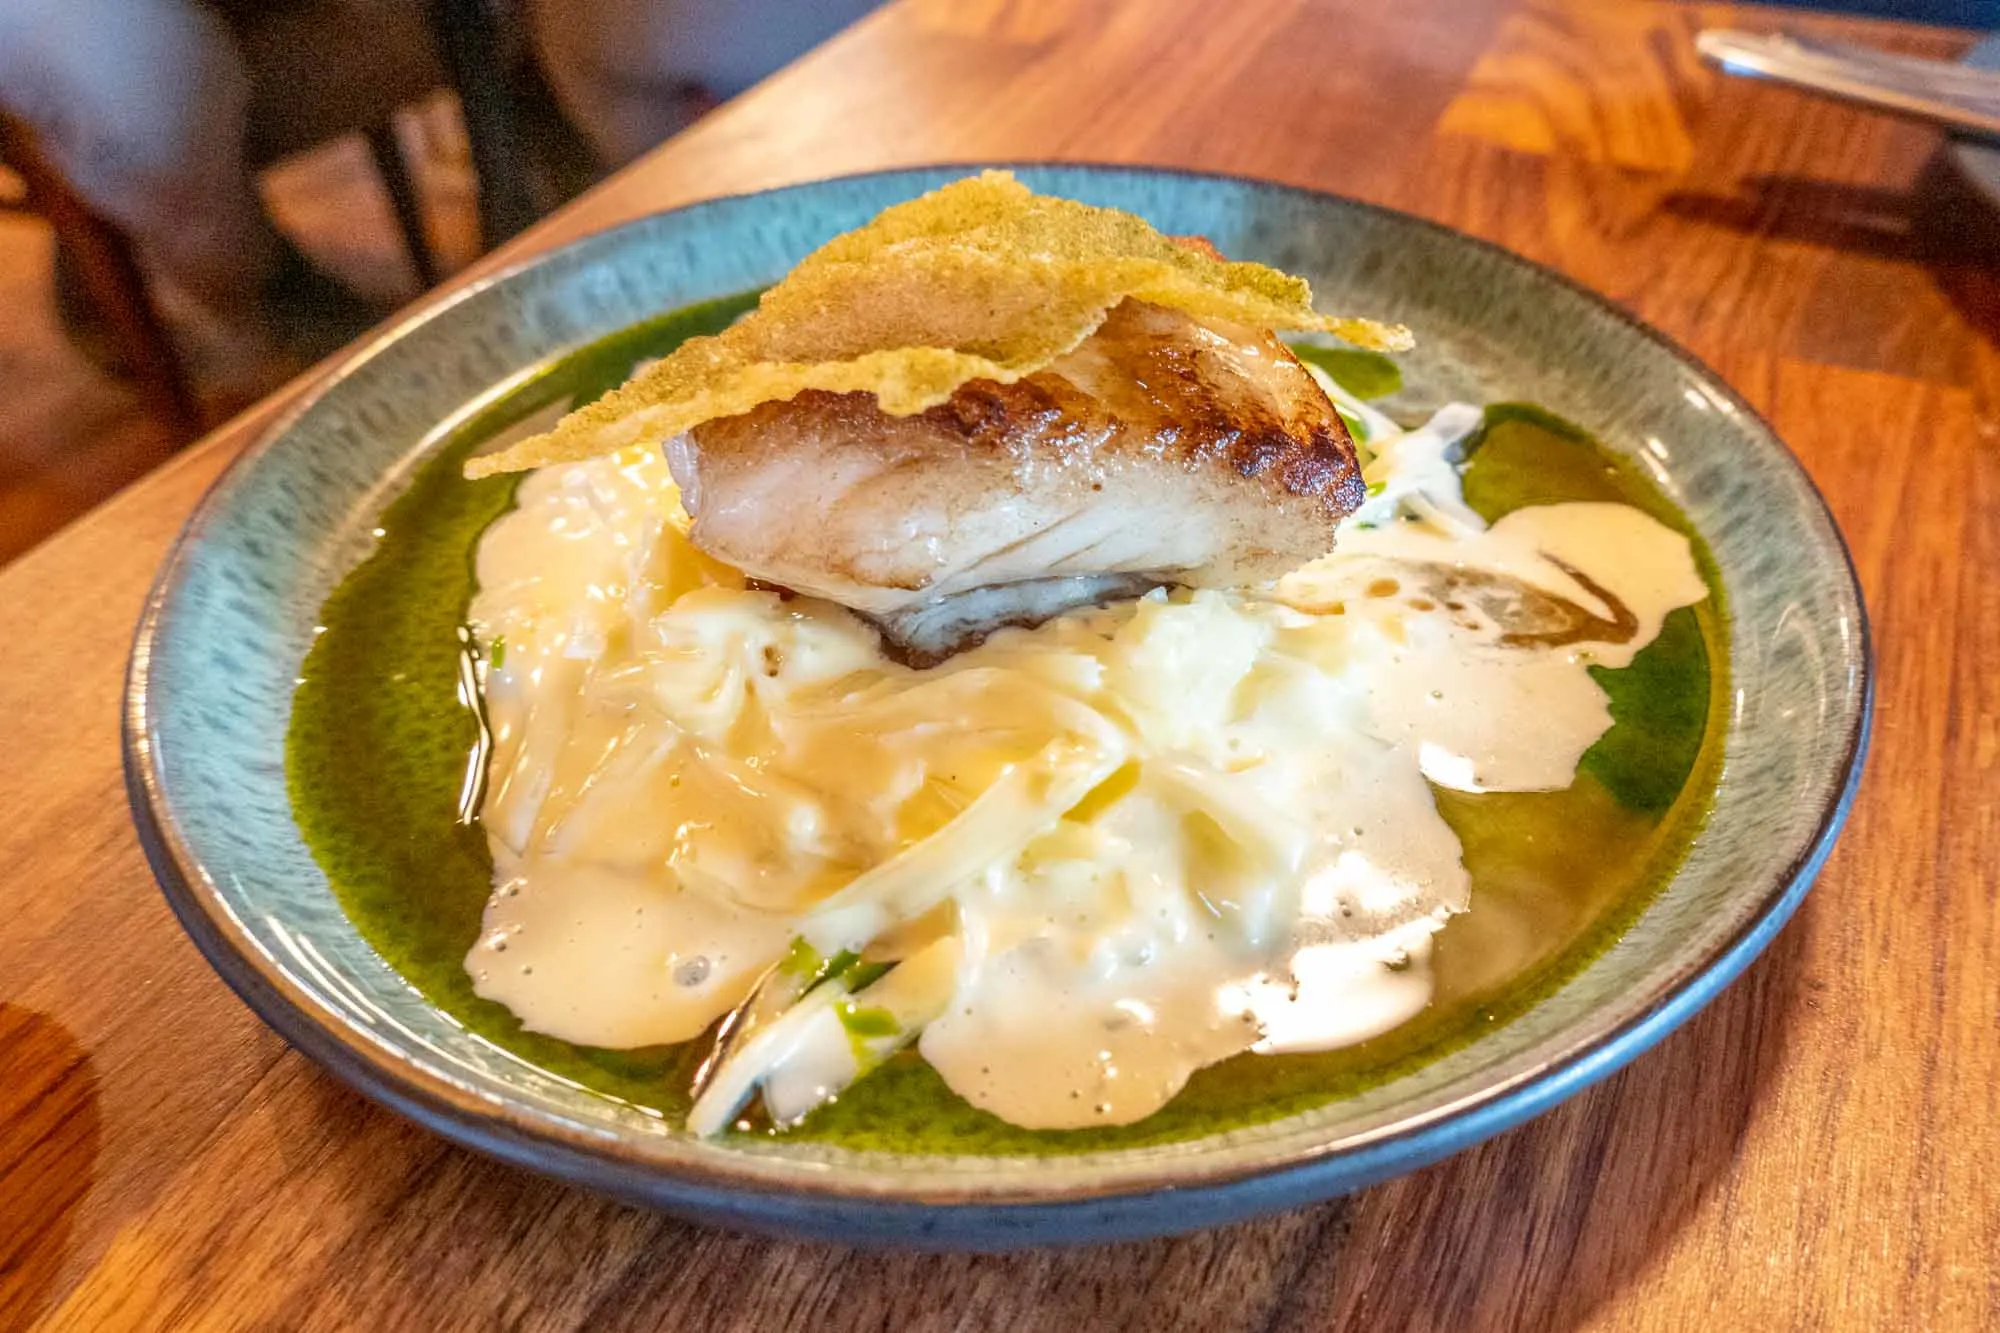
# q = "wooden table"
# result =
<box><xmin>3</xmin><ymin>0</ymin><xmax>1995</xmax><ymax>1327</ymax></box>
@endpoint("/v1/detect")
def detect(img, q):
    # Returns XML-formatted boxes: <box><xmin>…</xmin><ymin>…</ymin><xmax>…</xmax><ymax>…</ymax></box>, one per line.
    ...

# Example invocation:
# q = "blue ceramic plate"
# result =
<box><xmin>125</xmin><ymin>165</ymin><xmax>1869</xmax><ymax>1248</ymax></box>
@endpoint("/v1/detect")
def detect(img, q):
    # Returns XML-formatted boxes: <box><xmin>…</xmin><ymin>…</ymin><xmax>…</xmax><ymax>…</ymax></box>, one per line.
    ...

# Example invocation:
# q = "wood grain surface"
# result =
<box><xmin>2</xmin><ymin>0</ymin><xmax>1996</xmax><ymax>1327</ymax></box>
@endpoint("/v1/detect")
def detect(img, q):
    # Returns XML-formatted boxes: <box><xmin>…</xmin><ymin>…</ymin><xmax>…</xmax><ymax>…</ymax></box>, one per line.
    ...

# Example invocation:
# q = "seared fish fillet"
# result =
<box><xmin>666</xmin><ymin>298</ymin><xmax>1365</xmax><ymax>658</ymax></box>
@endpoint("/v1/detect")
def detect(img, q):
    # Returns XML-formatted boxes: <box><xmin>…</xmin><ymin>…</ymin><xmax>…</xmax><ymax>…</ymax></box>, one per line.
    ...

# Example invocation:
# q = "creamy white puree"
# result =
<box><xmin>465</xmin><ymin>404</ymin><xmax>1707</xmax><ymax>1133</ymax></box>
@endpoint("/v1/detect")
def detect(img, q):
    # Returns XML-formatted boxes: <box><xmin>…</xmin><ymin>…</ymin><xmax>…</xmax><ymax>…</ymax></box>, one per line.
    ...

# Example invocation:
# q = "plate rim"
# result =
<box><xmin>122</xmin><ymin>161</ymin><xmax>1874</xmax><ymax>1236</ymax></box>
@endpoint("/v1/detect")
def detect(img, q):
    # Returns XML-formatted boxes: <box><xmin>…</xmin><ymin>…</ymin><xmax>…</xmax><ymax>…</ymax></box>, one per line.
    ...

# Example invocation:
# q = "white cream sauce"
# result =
<box><xmin>465</xmin><ymin>404</ymin><xmax>1707</xmax><ymax>1133</ymax></box>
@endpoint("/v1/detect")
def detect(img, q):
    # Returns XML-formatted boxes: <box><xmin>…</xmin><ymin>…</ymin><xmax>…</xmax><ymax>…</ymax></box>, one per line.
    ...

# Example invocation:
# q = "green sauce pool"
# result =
<box><xmin>287</xmin><ymin>298</ymin><xmax>1727</xmax><ymax>1154</ymax></box>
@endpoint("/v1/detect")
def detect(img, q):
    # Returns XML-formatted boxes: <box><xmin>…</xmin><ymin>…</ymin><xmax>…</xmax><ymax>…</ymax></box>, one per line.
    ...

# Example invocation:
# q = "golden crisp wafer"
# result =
<box><xmin>466</xmin><ymin>171</ymin><xmax>1409</xmax><ymax>479</ymax></box>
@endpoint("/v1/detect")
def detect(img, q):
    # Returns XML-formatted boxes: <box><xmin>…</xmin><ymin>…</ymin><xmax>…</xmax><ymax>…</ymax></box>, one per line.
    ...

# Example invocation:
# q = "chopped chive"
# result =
<box><xmin>837</xmin><ymin>1003</ymin><xmax>902</xmax><ymax>1041</ymax></box>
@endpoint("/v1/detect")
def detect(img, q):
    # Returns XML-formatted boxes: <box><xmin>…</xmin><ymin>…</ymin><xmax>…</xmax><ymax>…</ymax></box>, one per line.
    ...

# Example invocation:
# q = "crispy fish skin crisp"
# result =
<box><xmin>465</xmin><ymin>171</ymin><xmax>1410</xmax><ymax>478</ymax></box>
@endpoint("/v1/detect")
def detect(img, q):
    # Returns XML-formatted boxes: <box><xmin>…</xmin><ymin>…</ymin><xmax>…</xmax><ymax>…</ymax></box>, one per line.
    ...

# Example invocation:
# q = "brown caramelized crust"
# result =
<box><xmin>919</xmin><ymin>310</ymin><xmax>1364</xmax><ymax>520</ymax></box>
<box><xmin>669</xmin><ymin>298</ymin><xmax>1366</xmax><ymax>622</ymax></box>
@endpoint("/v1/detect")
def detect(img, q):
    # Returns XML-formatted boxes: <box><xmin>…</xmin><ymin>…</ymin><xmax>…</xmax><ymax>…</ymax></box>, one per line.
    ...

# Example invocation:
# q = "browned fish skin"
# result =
<box><xmin>668</xmin><ymin>298</ymin><xmax>1364</xmax><ymax>626</ymax></box>
<box><xmin>998</xmin><ymin>299</ymin><xmax>1364</xmax><ymax>515</ymax></box>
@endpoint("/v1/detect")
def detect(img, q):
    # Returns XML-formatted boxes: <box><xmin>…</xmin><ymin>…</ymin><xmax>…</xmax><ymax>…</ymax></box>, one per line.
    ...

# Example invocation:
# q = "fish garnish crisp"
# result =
<box><xmin>464</xmin><ymin>171</ymin><xmax>1409</xmax><ymax>479</ymax></box>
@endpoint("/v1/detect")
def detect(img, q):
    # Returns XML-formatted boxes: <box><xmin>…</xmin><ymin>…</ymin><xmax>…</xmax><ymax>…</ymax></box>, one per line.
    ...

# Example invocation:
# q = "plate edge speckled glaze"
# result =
<box><xmin>123</xmin><ymin>163</ymin><xmax>1872</xmax><ymax>1248</ymax></box>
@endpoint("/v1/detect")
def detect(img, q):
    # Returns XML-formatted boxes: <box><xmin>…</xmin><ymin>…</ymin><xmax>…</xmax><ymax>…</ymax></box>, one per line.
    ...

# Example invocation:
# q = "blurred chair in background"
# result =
<box><xmin>0</xmin><ymin>0</ymin><xmax>469</xmax><ymax>416</ymax></box>
<box><xmin>0</xmin><ymin>0</ymin><xmax>881</xmax><ymax>423</ymax></box>
<box><xmin>526</xmin><ymin>0</ymin><xmax>882</xmax><ymax>166</ymax></box>
<box><xmin>0</xmin><ymin>112</ymin><xmax>205</xmax><ymax>438</ymax></box>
